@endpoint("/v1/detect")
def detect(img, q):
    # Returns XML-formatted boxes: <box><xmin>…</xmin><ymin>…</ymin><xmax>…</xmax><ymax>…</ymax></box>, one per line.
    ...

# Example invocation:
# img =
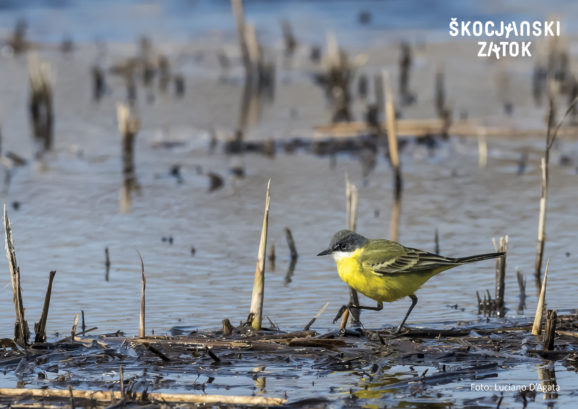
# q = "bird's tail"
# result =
<box><xmin>456</xmin><ymin>252</ymin><xmax>505</xmax><ymax>264</ymax></box>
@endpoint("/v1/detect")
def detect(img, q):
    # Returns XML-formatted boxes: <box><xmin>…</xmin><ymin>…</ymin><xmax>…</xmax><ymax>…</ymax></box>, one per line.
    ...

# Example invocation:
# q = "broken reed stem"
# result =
<box><xmin>382</xmin><ymin>70</ymin><xmax>402</xmax><ymax>200</ymax></box>
<box><xmin>28</xmin><ymin>55</ymin><xmax>54</xmax><ymax>153</ymax></box>
<box><xmin>4</xmin><ymin>205</ymin><xmax>29</xmax><ymax>347</ymax></box>
<box><xmin>344</xmin><ymin>174</ymin><xmax>360</xmax><ymax>326</ymax></box>
<box><xmin>244</xmin><ymin>23</ymin><xmax>260</xmax><ymax>76</ymax></box>
<box><xmin>284</xmin><ymin>227</ymin><xmax>298</xmax><ymax>260</ymax></box>
<box><xmin>434</xmin><ymin>229</ymin><xmax>440</xmax><ymax>254</ymax></box>
<box><xmin>0</xmin><ymin>388</ymin><xmax>287</xmax><ymax>406</ymax></box>
<box><xmin>116</xmin><ymin>103</ymin><xmax>140</xmax><ymax>180</ymax></box>
<box><xmin>222</xmin><ymin>318</ymin><xmax>234</xmax><ymax>336</ymax></box>
<box><xmin>91</xmin><ymin>65</ymin><xmax>105</xmax><ymax>101</ymax></box>
<box><xmin>34</xmin><ymin>270</ymin><xmax>56</xmax><ymax>343</ymax></box>
<box><xmin>281</xmin><ymin>19</ymin><xmax>297</xmax><ymax>56</ymax></box>
<box><xmin>71</xmin><ymin>314</ymin><xmax>79</xmax><ymax>341</ymax></box>
<box><xmin>137</xmin><ymin>251</ymin><xmax>146</xmax><ymax>338</ymax></box>
<box><xmin>231</xmin><ymin>0</ymin><xmax>250</xmax><ymax>73</ymax></box>
<box><xmin>532</xmin><ymin>259</ymin><xmax>549</xmax><ymax>336</ymax></box>
<box><xmin>534</xmin><ymin>94</ymin><xmax>578</xmax><ymax>287</ymax></box>
<box><xmin>435</xmin><ymin>69</ymin><xmax>446</xmax><ymax>118</ymax></box>
<box><xmin>81</xmin><ymin>310</ymin><xmax>86</xmax><ymax>336</ymax></box>
<box><xmin>249</xmin><ymin>179</ymin><xmax>271</xmax><ymax>330</ymax></box>
<box><xmin>543</xmin><ymin>309</ymin><xmax>557</xmax><ymax>351</ymax></box>
<box><xmin>492</xmin><ymin>235</ymin><xmax>508</xmax><ymax>312</ymax></box>
<box><xmin>477</xmin><ymin>131</ymin><xmax>488</xmax><ymax>168</ymax></box>
<box><xmin>535</xmin><ymin>156</ymin><xmax>548</xmax><ymax>289</ymax></box>
<box><xmin>105</xmin><ymin>247</ymin><xmax>110</xmax><ymax>281</ymax></box>
<box><xmin>516</xmin><ymin>269</ymin><xmax>526</xmax><ymax>312</ymax></box>
<box><xmin>345</xmin><ymin>173</ymin><xmax>358</xmax><ymax>232</ymax></box>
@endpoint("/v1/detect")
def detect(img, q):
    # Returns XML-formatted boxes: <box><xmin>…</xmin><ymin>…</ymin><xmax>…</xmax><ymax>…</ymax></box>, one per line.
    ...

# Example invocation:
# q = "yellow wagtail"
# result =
<box><xmin>317</xmin><ymin>230</ymin><xmax>505</xmax><ymax>333</ymax></box>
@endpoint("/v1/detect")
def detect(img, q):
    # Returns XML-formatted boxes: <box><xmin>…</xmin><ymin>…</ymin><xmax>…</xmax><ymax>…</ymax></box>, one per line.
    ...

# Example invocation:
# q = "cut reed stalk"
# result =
<box><xmin>543</xmin><ymin>310</ymin><xmax>557</xmax><ymax>351</ymax></box>
<box><xmin>28</xmin><ymin>56</ymin><xmax>54</xmax><ymax>154</ymax></box>
<box><xmin>382</xmin><ymin>71</ymin><xmax>402</xmax><ymax>197</ymax></box>
<box><xmin>399</xmin><ymin>42</ymin><xmax>412</xmax><ymax>104</ymax></box>
<box><xmin>382</xmin><ymin>70</ymin><xmax>402</xmax><ymax>242</ymax></box>
<box><xmin>281</xmin><ymin>19</ymin><xmax>297</xmax><ymax>57</ymax></box>
<box><xmin>71</xmin><ymin>314</ymin><xmax>79</xmax><ymax>341</ymax></box>
<box><xmin>34</xmin><ymin>270</ymin><xmax>56</xmax><ymax>343</ymax></box>
<box><xmin>534</xmin><ymin>95</ymin><xmax>578</xmax><ymax>287</ymax></box>
<box><xmin>492</xmin><ymin>235</ymin><xmax>508</xmax><ymax>314</ymax></box>
<box><xmin>244</xmin><ymin>23</ymin><xmax>260</xmax><ymax>75</ymax></box>
<box><xmin>222</xmin><ymin>319</ymin><xmax>234</xmax><ymax>336</ymax></box>
<box><xmin>249</xmin><ymin>179</ymin><xmax>271</xmax><ymax>330</ymax></box>
<box><xmin>116</xmin><ymin>103</ymin><xmax>140</xmax><ymax>181</ymax></box>
<box><xmin>477</xmin><ymin>131</ymin><xmax>487</xmax><ymax>168</ymax></box>
<box><xmin>284</xmin><ymin>227</ymin><xmax>298</xmax><ymax>260</ymax></box>
<box><xmin>435</xmin><ymin>69</ymin><xmax>446</xmax><ymax>118</ymax></box>
<box><xmin>345</xmin><ymin>173</ymin><xmax>360</xmax><ymax>326</ymax></box>
<box><xmin>345</xmin><ymin>173</ymin><xmax>358</xmax><ymax>232</ymax></box>
<box><xmin>516</xmin><ymin>269</ymin><xmax>526</xmax><ymax>313</ymax></box>
<box><xmin>4</xmin><ymin>205</ymin><xmax>29</xmax><ymax>346</ymax></box>
<box><xmin>231</xmin><ymin>0</ymin><xmax>250</xmax><ymax>72</ymax></box>
<box><xmin>532</xmin><ymin>259</ymin><xmax>549</xmax><ymax>336</ymax></box>
<box><xmin>91</xmin><ymin>65</ymin><xmax>105</xmax><ymax>101</ymax></box>
<box><xmin>535</xmin><ymin>155</ymin><xmax>548</xmax><ymax>290</ymax></box>
<box><xmin>137</xmin><ymin>251</ymin><xmax>146</xmax><ymax>338</ymax></box>
<box><xmin>105</xmin><ymin>247</ymin><xmax>110</xmax><ymax>281</ymax></box>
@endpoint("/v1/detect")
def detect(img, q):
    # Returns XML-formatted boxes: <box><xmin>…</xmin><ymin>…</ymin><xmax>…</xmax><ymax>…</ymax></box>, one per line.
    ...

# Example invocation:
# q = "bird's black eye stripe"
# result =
<box><xmin>339</xmin><ymin>242</ymin><xmax>347</xmax><ymax>251</ymax></box>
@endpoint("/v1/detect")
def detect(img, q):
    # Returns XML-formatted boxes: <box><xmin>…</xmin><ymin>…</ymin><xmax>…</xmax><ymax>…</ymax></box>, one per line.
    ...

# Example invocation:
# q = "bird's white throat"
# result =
<box><xmin>332</xmin><ymin>251</ymin><xmax>355</xmax><ymax>262</ymax></box>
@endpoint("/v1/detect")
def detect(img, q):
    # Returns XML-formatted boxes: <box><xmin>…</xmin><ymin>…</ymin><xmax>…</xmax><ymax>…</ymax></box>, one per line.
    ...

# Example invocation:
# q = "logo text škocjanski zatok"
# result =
<box><xmin>449</xmin><ymin>19</ymin><xmax>561</xmax><ymax>58</ymax></box>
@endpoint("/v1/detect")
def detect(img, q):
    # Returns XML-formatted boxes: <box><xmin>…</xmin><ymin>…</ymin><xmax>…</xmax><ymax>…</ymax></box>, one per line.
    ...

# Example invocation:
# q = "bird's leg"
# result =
<box><xmin>395</xmin><ymin>294</ymin><xmax>418</xmax><ymax>334</ymax></box>
<box><xmin>333</xmin><ymin>305</ymin><xmax>349</xmax><ymax>323</ymax></box>
<box><xmin>333</xmin><ymin>302</ymin><xmax>383</xmax><ymax>324</ymax></box>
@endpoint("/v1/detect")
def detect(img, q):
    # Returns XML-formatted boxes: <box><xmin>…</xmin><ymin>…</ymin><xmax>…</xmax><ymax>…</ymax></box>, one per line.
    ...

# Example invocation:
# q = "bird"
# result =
<box><xmin>317</xmin><ymin>229</ymin><xmax>505</xmax><ymax>333</ymax></box>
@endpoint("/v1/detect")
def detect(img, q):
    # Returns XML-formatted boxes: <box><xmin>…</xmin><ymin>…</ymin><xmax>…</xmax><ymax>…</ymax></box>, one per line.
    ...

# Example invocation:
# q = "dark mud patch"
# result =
<box><xmin>0</xmin><ymin>313</ymin><xmax>576</xmax><ymax>408</ymax></box>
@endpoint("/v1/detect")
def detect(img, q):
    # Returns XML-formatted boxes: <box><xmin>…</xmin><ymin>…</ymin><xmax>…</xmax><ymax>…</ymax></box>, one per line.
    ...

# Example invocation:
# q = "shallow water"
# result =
<box><xmin>2</xmin><ymin>127</ymin><xmax>577</xmax><ymax>336</ymax></box>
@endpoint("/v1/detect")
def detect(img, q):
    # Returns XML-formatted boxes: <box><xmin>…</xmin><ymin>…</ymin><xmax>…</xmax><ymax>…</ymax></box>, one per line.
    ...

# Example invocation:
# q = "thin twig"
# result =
<box><xmin>303</xmin><ymin>302</ymin><xmax>329</xmax><ymax>331</ymax></box>
<box><xmin>137</xmin><ymin>250</ymin><xmax>146</xmax><ymax>338</ymax></box>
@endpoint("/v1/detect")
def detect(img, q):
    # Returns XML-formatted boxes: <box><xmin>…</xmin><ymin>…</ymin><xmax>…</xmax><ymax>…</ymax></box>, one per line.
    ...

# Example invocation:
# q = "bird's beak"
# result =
<box><xmin>317</xmin><ymin>248</ymin><xmax>332</xmax><ymax>256</ymax></box>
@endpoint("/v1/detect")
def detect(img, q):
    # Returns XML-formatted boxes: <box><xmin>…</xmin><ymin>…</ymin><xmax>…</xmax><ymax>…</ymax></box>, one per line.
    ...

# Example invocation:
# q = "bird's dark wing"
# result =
<box><xmin>360</xmin><ymin>240</ymin><xmax>458</xmax><ymax>275</ymax></box>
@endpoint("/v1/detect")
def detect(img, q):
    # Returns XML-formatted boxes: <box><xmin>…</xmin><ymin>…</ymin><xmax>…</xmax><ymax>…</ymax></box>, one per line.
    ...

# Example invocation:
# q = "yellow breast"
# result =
<box><xmin>335</xmin><ymin>250</ymin><xmax>439</xmax><ymax>302</ymax></box>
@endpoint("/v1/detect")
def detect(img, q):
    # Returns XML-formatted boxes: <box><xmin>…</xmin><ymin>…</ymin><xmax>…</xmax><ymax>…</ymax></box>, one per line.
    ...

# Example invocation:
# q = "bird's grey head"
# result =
<box><xmin>317</xmin><ymin>230</ymin><xmax>369</xmax><ymax>260</ymax></box>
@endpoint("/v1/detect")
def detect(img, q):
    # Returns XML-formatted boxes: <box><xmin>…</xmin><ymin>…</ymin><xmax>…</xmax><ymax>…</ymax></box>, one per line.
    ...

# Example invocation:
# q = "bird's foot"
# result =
<box><xmin>332</xmin><ymin>303</ymin><xmax>359</xmax><ymax>324</ymax></box>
